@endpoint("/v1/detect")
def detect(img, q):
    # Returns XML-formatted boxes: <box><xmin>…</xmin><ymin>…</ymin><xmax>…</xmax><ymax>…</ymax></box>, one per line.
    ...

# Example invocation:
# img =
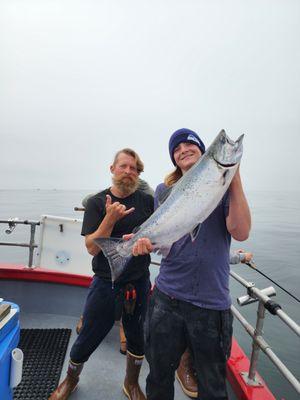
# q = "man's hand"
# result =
<box><xmin>123</xmin><ymin>234</ymin><xmax>153</xmax><ymax>256</ymax></box>
<box><xmin>84</xmin><ymin>196</ymin><xmax>134</xmax><ymax>256</ymax></box>
<box><xmin>105</xmin><ymin>195</ymin><xmax>135</xmax><ymax>223</ymax></box>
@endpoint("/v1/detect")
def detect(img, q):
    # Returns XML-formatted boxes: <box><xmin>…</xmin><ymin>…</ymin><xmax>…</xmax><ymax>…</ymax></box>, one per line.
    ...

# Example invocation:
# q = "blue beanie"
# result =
<box><xmin>168</xmin><ymin>128</ymin><xmax>205</xmax><ymax>166</ymax></box>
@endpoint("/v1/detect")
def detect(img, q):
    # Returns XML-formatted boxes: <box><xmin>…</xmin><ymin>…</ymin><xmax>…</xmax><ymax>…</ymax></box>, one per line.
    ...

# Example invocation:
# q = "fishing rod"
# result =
<box><xmin>246</xmin><ymin>260</ymin><xmax>300</xmax><ymax>304</ymax></box>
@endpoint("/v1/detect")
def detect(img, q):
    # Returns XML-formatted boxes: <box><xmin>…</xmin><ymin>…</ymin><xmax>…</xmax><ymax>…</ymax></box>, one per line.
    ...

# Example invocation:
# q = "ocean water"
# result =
<box><xmin>0</xmin><ymin>189</ymin><xmax>299</xmax><ymax>399</ymax></box>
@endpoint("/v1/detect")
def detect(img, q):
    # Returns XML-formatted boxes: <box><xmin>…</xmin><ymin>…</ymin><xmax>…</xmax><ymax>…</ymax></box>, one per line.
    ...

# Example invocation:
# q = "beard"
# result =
<box><xmin>112</xmin><ymin>174</ymin><xmax>139</xmax><ymax>196</ymax></box>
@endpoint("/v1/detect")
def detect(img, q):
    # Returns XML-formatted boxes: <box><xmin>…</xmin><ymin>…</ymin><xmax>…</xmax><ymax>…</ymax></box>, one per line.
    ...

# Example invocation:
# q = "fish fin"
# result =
<box><xmin>157</xmin><ymin>186</ymin><xmax>173</xmax><ymax>206</ymax></box>
<box><xmin>155</xmin><ymin>246</ymin><xmax>172</xmax><ymax>258</ymax></box>
<box><xmin>94</xmin><ymin>237</ymin><xmax>132</xmax><ymax>282</ymax></box>
<box><xmin>190</xmin><ymin>224</ymin><xmax>202</xmax><ymax>242</ymax></box>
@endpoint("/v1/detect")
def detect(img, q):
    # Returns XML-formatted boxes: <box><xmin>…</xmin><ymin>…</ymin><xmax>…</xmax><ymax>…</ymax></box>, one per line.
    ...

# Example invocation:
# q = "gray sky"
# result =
<box><xmin>1</xmin><ymin>0</ymin><xmax>299</xmax><ymax>192</ymax></box>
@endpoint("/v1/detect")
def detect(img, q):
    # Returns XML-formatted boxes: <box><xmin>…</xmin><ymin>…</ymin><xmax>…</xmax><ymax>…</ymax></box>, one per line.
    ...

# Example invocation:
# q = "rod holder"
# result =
<box><xmin>5</xmin><ymin>218</ymin><xmax>19</xmax><ymax>235</ymax></box>
<box><xmin>237</xmin><ymin>286</ymin><xmax>276</xmax><ymax>306</ymax></box>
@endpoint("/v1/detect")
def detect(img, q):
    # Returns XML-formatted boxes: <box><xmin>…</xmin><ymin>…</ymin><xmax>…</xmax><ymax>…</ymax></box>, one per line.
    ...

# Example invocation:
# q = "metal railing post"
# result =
<box><xmin>28</xmin><ymin>223</ymin><xmax>37</xmax><ymax>268</ymax></box>
<box><xmin>248</xmin><ymin>301</ymin><xmax>265</xmax><ymax>382</ymax></box>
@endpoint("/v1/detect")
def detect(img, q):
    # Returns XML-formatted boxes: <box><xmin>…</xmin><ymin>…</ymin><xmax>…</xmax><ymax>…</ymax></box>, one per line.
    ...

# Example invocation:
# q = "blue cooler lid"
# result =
<box><xmin>0</xmin><ymin>302</ymin><xmax>20</xmax><ymax>343</ymax></box>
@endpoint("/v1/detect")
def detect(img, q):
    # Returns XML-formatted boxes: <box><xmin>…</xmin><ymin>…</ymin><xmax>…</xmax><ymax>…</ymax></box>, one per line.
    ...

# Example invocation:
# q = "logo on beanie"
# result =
<box><xmin>187</xmin><ymin>134</ymin><xmax>200</xmax><ymax>146</ymax></box>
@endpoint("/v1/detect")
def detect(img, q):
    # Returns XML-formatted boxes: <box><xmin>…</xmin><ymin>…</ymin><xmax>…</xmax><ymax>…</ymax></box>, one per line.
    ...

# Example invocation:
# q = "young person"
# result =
<box><xmin>130</xmin><ymin>128</ymin><xmax>251</xmax><ymax>400</ymax></box>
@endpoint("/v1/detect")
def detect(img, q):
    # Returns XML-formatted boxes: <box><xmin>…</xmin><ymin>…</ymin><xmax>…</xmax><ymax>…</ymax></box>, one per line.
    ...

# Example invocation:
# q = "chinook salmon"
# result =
<box><xmin>95</xmin><ymin>130</ymin><xmax>244</xmax><ymax>281</ymax></box>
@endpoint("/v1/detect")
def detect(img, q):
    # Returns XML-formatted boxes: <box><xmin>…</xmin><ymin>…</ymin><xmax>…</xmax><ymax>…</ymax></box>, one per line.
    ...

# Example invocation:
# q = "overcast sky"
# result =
<box><xmin>1</xmin><ymin>0</ymin><xmax>299</xmax><ymax>192</ymax></box>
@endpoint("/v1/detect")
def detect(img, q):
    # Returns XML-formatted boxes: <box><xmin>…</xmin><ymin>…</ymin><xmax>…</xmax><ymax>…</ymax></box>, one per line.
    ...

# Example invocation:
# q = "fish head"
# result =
<box><xmin>209</xmin><ymin>130</ymin><xmax>244</xmax><ymax>168</ymax></box>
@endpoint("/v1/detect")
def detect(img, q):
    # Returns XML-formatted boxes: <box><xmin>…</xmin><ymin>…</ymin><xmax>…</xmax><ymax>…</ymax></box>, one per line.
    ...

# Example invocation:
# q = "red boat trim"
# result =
<box><xmin>227</xmin><ymin>338</ymin><xmax>276</xmax><ymax>400</ymax></box>
<box><xmin>0</xmin><ymin>263</ymin><xmax>277</xmax><ymax>400</ymax></box>
<box><xmin>0</xmin><ymin>263</ymin><xmax>92</xmax><ymax>287</ymax></box>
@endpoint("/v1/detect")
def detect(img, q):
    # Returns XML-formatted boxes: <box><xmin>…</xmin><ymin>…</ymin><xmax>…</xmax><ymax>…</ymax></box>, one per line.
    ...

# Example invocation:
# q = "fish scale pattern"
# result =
<box><xmin>14</xmin><ymin>328</ymin><xmax>71</xmax><ymax>400</ymax></box>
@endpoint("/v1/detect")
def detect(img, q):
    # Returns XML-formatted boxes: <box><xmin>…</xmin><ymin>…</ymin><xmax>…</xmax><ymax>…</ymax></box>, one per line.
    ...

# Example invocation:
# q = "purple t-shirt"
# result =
<box><xmin>154</xmin><ymin>183</ymin><xmax>231</xmax><ymax>310</ymax></box>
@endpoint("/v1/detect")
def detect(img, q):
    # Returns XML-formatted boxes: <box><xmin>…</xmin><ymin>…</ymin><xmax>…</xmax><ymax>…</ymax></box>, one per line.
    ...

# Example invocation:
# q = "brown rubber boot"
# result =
<box><xmin>75</xmin><ymin>315</ymin><xmax>83</xmax><ymax>335</ymax></box>
<box><xmin>48</xmin><ymin>360</ymin><xmax>84</xmax><ymax>400</ymax></box>
<box><xmin>176</xmin><ymin>349</ymin><xmax>198</xmax><ymax>398</ymax></box>
<box><xmin>123</xmin><ymin>352</ymin><xmax>146</xmax><ymax>400</ymax></box>
<box><xmin>119</xmin><ymin>322</ymin><xmax>127</xmax><ymax>355</ymax></box>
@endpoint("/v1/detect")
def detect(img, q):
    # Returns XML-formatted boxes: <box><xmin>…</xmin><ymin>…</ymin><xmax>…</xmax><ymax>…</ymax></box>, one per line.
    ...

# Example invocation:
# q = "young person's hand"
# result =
<box><xmin>237</xmin><ymin>249</ymin><xmax>253</xmax><ymax>263</ymax></box>
<box><xmin>123</xmin><ymin>234</ymin><xmax>153</xmax><ymax>256</ymax></box>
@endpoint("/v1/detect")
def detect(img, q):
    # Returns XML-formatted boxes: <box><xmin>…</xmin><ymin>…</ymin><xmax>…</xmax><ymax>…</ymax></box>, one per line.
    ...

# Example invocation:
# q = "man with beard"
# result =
<box><xmin>49</xmin><ymin>148</ymin><xmax>154</xmax><ymax>400</ymax></box>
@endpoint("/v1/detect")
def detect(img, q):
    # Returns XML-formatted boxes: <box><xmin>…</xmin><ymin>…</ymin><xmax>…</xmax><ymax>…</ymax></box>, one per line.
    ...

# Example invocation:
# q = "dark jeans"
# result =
<box><xmin>145</xmin><ymin>287</ymin><xmax>233</xmax><ymax>400</ymax></box>
<box><xmin>70</xmin><ymin>274</ymin><xmax>150</xmax><ymax>363</ymax></box>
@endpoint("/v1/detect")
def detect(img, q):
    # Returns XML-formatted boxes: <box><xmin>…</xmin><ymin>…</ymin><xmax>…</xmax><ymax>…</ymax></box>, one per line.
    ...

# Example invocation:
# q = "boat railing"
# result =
<box><xmin>230</xmin><ymin>269</ymin><xmax>300</xmax><ymax>394</ymax></box>
<box><xmin>0</xmin><ymin>219</ymin><xmax>40</xmax><ymax>268</ymax></box>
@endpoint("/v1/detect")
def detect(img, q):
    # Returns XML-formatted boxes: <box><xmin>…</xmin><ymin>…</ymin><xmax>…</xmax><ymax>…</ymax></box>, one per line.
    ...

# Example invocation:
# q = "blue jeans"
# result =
<box><xmin>70</xmin><ymin>274</ymin><xmax>150</xmax><ymax>363</ymax></box>
<box><xmin>145</xmin><ymin>287</ymin><xmax>233</xmax><ymax>400</ymax></box>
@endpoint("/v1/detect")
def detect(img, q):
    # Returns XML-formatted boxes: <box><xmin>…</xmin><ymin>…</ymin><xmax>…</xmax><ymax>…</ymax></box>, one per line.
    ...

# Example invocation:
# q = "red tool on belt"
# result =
<box><xmin>124</xmin><ymin>284</ymin><xmax>136</xmax><ymax>315</ymax></box>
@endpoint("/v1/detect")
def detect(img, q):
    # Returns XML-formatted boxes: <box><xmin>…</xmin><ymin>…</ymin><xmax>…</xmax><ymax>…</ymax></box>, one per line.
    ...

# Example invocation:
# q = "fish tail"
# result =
<box><xmin>94</xmin><ymin>237</ymin><xmax>131</xmax><ymax>282</ymax></box>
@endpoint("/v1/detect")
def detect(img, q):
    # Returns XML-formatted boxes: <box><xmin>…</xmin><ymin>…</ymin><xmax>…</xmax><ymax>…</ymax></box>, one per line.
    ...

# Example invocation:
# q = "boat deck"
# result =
<box><xmin>21</xmin><ymin>312</ymin><xmax>236</xmax><ymax>400</ymax></box>
<box><xmin>20</xmin><ymin>312</ymin><xmax>180</xmax><ymax>399</ymax></box>
<box><xmin>1</xmin><ymin>277</ymin><xmax>236</xmax><ymax>400</ymax></box>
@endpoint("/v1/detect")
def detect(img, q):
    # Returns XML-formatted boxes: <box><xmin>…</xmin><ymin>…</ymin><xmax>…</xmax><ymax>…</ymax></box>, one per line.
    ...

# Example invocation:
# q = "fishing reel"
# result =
<box><xmin>5</xmin><ymin>217</ymin><xmax>19</xmax><ymax>234</ymax></box>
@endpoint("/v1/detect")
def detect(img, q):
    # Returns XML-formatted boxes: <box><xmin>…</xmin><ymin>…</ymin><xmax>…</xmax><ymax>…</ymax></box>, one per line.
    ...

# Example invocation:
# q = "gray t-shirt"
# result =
<box><xmin>154</xmin><ymin>183</ymin><xmax>231</xmax><ymax>310</ymax></box>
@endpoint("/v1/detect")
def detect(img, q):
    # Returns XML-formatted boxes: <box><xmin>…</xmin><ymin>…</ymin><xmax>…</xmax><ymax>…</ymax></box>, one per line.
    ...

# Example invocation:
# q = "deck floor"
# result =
<box><xmin>20</xmin><ymin>312</ymin><xmax>236</xmax><ymax>400</ymax></box>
